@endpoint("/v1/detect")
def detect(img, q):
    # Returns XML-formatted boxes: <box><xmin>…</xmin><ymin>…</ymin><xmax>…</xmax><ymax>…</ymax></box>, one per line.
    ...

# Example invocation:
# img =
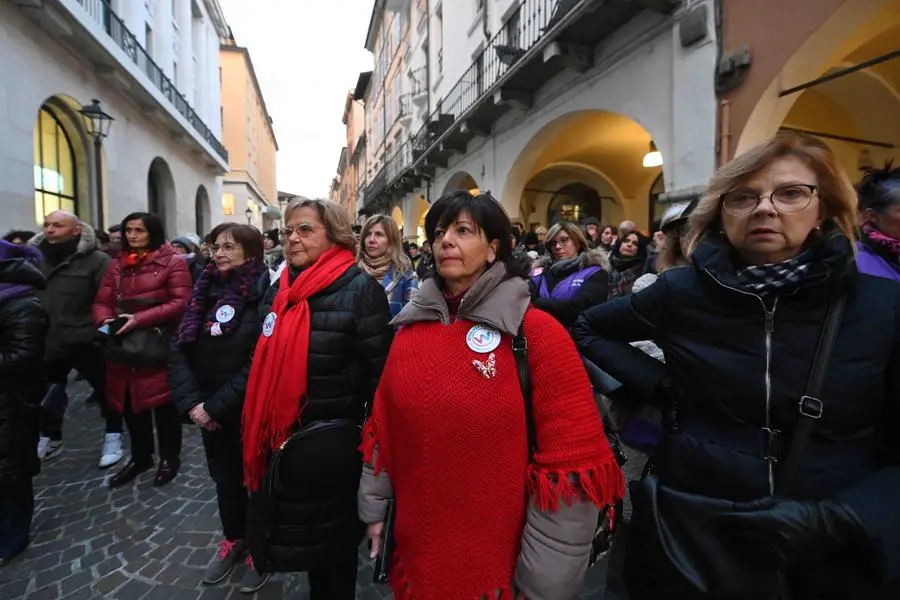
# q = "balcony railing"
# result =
<box><xmin>76</xmin><ymin>0</ymin><xmax>228</xmax><ymax>162</ymax></box>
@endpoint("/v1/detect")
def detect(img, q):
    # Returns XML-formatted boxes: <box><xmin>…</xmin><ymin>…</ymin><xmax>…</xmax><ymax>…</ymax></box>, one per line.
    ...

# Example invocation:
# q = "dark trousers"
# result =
<box><xmin>40</xmin><ymin>345</ymin><xmax>123</xmax><ymax>440</ymax></box>
<box><xmin>0</xmin><ymin>478</ymin><xmax>34</xmax><ymax>558</ymax></box>
<box><xmin>123</xmin><ymin>399</ymin><xmax>182</xmax><ymax>465</ymax></box>
<box><xmin>307</xmin><ymin>546</ymin><xmax>359</xmax><ymax>600</ymax></box>
<box><xmin>202</xmin><ymin>424</ymin><xmax>247</xmax><ymax>541</ymax></box>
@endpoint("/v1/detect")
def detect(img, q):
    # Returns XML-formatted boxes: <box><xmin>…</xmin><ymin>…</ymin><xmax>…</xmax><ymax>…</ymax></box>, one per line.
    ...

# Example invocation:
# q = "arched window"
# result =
<box><xmin>33</xmin><ymin>107</ymin><xmax>77</xmax><ymax>224</ymax></box>
<box><xmin>547</xmin><ymin>183</ymin><xmax>603</xmax><ymax>226</ymax></box>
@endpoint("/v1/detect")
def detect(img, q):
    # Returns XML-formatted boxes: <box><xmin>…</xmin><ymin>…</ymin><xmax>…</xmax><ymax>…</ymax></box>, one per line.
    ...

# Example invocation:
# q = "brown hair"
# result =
<box><xmin>358</xmin><ymin>214</ymin><xmax>412</xmax><ymax>274</ymax></box>
<box><xmin>655</xmin><ymin>227</ymin><xmax>690</xmax><ymax>273</ymax></box>
<box><xmin>208</xmin><ymin>223</ymin><xmax>264</xmax><ymax>261</ymax></box>
<box><xmin>684</xmin><ymin>133</ymin><xmax>858</xmax><ymax>257</ymax></box>
<box><xmin>544</xmin><ymin>221</ymin><xmax>590</xmax><ymax>255</ymax></box>
<box><xmin>284</xmin><ymin>197</ymin><xmax>356</xmax><ymax>253</ymax></box>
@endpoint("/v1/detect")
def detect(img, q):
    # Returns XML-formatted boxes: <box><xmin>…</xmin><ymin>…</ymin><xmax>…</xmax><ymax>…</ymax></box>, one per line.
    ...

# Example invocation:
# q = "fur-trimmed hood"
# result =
<box><xmin>532</xmin><ymin>249</ymin><xmax>610</xmax><ymax>275</ymax></box>
<box><xmin>29</xmin><ymin>221</ymin><xmax>99</xmax><ymax>256</ymax></box>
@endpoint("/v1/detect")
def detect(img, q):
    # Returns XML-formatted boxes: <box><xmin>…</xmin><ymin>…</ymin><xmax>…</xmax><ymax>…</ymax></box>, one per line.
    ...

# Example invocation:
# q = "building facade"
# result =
<box><xmin>719</xmin><ymin>0</ymin><xmax>900</xmax><ymax>178</ymax></box>
<box><xmin>332</xmin><ymin>79</ymin><xmax>370</xmax><ymax>220</ymax></box>
<box><xmin>219</xmin><ymin>32</ymin><xmax>278</xmax><ymax>233</ymax></box>
<box><xmin>355</xmin><ymin>0</ymin><xmax>718</xmax><ymax>240</ymax></box>
<box><xmin>1</xmin><ymin>0</ymin><xmax>230</xmax><ymax>236</ymax></box>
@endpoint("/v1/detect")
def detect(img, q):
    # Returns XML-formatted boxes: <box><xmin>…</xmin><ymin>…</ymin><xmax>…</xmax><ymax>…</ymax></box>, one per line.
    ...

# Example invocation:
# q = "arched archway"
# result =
<box><xmin>504</xmin><ymin>110</ymin><xmax>663</xmax><ymax>230</ymax></box>
<box><xmin>736</xmin><ymin>0</ymin><xmax>900</xmax><ymax>176</ymax></box>
<box><xmin>195</xmin><ymin>185</ymin><xmax>210</xmax><ymax>236</ymax></box>
<box><xmin>148</xmin><ymin>158</ymin><xmax>176</xmax><ymax>234</ymax></box>
<box><xmin>546</xmin><ymin>183</ymin><xmax>603</xmax><ymax>226</ymax></box>
<box><xmin>33</xmin><ymin>95</ymin><xmax>91</xmax><ymax>225</ymax></box>
<box><xmin>391</xmin><ymin>206</ymin><xmax>404</xmax><ymax>238</ymax></box>
<box><xmin>442</xmin><ymin>171</ymin><xmax>479</xmax><ymax>195</ymax></box>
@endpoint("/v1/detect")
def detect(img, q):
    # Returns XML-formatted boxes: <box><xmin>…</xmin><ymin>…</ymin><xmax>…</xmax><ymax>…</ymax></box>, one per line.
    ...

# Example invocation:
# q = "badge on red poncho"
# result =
<box><xmin>466</xmin><ymin>325</ymin><xmax>501</xmax><ymax>354</ymax></box>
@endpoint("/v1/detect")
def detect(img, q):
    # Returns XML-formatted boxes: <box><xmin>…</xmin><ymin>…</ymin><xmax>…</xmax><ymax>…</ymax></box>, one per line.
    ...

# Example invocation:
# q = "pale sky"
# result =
<box><xmin>218</xmin><ymin>0</ymin><xmax>374</xmax><ymax>199</ymax></box>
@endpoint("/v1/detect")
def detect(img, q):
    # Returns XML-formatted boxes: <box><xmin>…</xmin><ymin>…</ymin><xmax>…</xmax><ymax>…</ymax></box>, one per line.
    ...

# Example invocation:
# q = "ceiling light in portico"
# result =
<box><xmin>643</xmin><ymin>140</ymin><xmax>663</xmax><ymax>168</ymax></box>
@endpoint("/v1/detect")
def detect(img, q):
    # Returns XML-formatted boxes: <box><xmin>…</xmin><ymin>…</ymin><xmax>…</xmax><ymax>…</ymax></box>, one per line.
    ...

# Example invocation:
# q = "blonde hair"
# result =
<box><xmin>283</xmin><ymin>198</ymin><xmax>356</xmax><ymax>253</ymax></box>
<box><xmin>359</xmin><ymin>214</ymin><xmax>412</xmax><ymax>275</ymax></box>
<box><xmin>544</xmin><ymin>221</ymin><xmax>590</xmax><ymax>255</ymax></box>
<box><xmin>684</xmin><ymin>133</ymin><xmax>858</xmax><ymax>257</ymax></box>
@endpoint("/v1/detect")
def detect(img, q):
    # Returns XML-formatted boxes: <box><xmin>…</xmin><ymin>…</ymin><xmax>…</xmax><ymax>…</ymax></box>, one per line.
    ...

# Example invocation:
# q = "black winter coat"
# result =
<box><xmin>168</xmin><ymin>272</ymin><xmax>269</xmax><ymax>425</ymax></box>
<box><xmin>249</xmin><ymin>264</ymin><xmax>393</xmax><ymax>571</ymax></box>
<box><xmin>0</xmin><ymin>258</ymin><xmax>48</xmax><ymax>484</ymax></box>
<box><xmin>574</xmin><ymin>233</ymin><xmax>900</xmax><ymax>599</ymax></box>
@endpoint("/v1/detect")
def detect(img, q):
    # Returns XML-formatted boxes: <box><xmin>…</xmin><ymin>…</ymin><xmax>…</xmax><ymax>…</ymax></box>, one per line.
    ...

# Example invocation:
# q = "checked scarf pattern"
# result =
<box><xmin>734</xmin><ymin>249</ymin><xmax>814</xmax><ymax>296</ymax></box>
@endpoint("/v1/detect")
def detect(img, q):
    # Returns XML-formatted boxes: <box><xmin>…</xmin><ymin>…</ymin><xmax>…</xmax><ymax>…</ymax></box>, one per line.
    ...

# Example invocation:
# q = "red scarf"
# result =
<box><xmin>122</xmin><ymin>249</ymin><xmax>151</xmax><ymax>267</ymax></box>
<box><xmin>242</xmin><ymin>246</ymin><xmax>356</xmax><ymax>491</ymax></box>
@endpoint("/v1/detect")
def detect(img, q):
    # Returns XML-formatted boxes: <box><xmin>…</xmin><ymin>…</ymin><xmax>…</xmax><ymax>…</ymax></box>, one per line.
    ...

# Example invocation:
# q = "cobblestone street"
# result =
<box><xmin>0</xmin><ymin>382</ymin><xmax>614</xmax><ymax>599</ymax></box>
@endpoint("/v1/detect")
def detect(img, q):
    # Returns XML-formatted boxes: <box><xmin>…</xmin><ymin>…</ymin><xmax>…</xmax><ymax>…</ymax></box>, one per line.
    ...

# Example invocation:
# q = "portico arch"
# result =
<box><xmin>442</xmin><ymin>171</ymin><xmax>479</xmax><ymax>195</ymax></box>
<box><xmin>503</xmin><ymin>110</ymin><xmax>664</xmax><ymax>230</ymax></box>
<box><xmin>148</xmin><ymin>157</ymin><xmax>177</xmax><ymax>235</ymax></box>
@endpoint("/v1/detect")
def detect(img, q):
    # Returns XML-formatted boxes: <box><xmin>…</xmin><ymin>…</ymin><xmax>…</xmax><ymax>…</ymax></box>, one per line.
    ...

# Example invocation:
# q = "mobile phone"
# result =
<box><xmin>97</xmin><ymin>324</ymin><xmax>111</xmax><ymax>335</ymax></box>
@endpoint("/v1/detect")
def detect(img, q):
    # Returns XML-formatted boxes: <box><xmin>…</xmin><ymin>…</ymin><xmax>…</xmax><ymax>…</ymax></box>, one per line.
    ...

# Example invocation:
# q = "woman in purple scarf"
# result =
<box><xmin>167</xmin><ymin>223</ymin><xmax>269</xmax><ymax>592</ymax></box>
<box><xmin>0</xmin><ymin>240</ymin><xmax>47</xmax><ymax>566</ymax></box>
<box><xmin>856</xmin><ymin>165</ymin><xmax>900</xmax><ymax>282</ymax></box>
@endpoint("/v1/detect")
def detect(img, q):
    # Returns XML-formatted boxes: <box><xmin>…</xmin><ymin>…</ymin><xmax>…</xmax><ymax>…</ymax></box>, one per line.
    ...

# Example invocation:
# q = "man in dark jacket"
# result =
<box><xmin>29</xmin><ymin>211</ymin><xmax>122</xmax><ymax>468</ymax></box>
<box><xmin>0</xmin><ymin>240</ymin><xmax>47</xmax><ymax>566</ymax></box>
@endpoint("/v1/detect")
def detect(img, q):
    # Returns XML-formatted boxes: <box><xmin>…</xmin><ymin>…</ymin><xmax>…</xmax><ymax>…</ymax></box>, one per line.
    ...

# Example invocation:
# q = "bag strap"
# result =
<box><xmin>777</xmin><ymin>295</ymin><xmax>846</xmax><ymax>494</ymax></box>
<box><xmin>512</xmin><ymin>323</ymin><xmax>536</xmax><ymax>458</ymax></box>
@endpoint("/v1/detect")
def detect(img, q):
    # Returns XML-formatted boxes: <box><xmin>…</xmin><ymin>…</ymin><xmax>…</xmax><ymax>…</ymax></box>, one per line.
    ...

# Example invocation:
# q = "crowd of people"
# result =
<box><xmin>0</xmin><ymin>132</ymin><xmax>898</xmax><ymax>600</ymax></box>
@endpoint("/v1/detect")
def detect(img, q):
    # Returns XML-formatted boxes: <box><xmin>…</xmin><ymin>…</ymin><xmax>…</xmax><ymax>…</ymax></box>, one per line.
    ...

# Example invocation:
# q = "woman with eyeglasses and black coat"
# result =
<box><xmin>529</xmin><ymin>221</ymin><xmax>610</xmax><ymax>327</ymax></box>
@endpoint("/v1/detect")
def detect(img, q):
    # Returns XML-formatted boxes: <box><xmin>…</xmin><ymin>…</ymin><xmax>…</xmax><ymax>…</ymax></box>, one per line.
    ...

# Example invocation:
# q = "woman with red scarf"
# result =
<box><xmin>358</xmin><ymin>190</ymin><xmax>625</xmax><ymax>600</ymax></box>
<box><xmin>243</xmin><ymin>198</ymin><xmax>393</xmax><ymax>599</ymax></box>
<box><xmin>93</xmin><ymin>213</ymin><xmax>191</xmax><ymax>489</ymax></box>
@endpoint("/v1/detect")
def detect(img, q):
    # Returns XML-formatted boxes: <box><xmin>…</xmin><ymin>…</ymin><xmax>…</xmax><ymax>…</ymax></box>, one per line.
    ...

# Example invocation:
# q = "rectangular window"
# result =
<box><xmin>222</xmin><ymin>193</ymin><xmax>235</xmax><ymax>216</ymax></box>
<box><xmin>173</xmin><ymin>61</ymin><xmax>178</xmax><ymax>84</ymax></box>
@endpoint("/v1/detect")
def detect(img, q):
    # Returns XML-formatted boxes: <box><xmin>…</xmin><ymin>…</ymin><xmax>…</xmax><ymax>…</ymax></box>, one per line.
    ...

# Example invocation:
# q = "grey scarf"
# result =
<box><xmin>390</xmin><ymin>262</ymin><xmax>530</xmax><ymax>336</ymax></box>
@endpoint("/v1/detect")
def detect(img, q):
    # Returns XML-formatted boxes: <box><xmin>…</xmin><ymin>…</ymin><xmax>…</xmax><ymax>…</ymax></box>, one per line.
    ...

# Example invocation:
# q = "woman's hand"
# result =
<box><xmin>190</xmin><ymin>403</ymin><xmax>212</xmax><ymax>428</ymax></box>
<box><xmin>115</xmin><ymin>314</ymin><xmax>138</xmax><ymax>335</ymax></box>
<box><xmin>367</xmin><ymin>522</ymin><xmax>384</xmax><ymax>559</ymax></box>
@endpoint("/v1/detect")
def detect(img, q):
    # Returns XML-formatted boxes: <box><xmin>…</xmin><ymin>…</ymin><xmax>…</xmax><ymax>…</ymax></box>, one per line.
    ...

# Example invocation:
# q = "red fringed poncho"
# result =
<box><xmin>361</xmin><ymin>308</ymin><xmax>625</xmax><ymax>600</ymax></box>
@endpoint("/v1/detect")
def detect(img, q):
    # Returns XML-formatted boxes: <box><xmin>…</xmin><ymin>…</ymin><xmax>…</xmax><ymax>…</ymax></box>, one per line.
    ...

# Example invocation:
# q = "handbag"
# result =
<box><xmin>103</xmin><ymin>266</ymin><xmax>173</xmax><ymax>367</ymax></box>
<box><xmin>625</xmin><ymin>296</ymin><xmax>846</xmax><ymax>600</ymax></box>
<box><xmin>513</xmin><ymin>326</ymin><xmax>625</xmax><ymax>567</ymax></box>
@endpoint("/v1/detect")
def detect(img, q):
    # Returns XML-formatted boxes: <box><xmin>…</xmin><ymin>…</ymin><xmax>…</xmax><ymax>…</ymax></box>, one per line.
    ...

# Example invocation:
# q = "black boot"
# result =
<box><xmin>108</xmin><ymin>460</ymin><xmax>152</xmax><ymax>488</ymax></box>
<box><xmin>153</xmin><ymin>459</ymin><xmax>180</xmax><ymax>487</ymax></box>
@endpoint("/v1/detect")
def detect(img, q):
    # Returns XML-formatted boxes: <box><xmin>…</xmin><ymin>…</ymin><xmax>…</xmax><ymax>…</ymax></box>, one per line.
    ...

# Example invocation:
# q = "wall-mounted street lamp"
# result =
<box><xmin>79</xmin><ymin>99</ymin><xmax>115</xmax><ymax>230</ymax></box>
<box><xmin>245</xmin><ymin>206</ymin><xmax>253</xmax><ymax>225</ymax></box>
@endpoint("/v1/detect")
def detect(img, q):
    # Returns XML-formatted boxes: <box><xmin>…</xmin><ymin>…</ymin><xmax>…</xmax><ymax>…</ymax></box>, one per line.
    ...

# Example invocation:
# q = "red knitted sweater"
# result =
<box><xmin>361</xmin><ymin>308</ymin><xmax>625</xmax><ymax>600</ymax></box>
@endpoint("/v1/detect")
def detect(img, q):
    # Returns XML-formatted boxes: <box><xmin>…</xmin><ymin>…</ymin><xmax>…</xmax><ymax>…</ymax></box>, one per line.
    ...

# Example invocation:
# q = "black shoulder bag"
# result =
<box><xmin>103</xmin><ymin>266</ymin><xmax>173</xmax><ymax>367</ymax></box>
<box><xmin>624</xmin><ymin>297</ymin><xmax>846</xmax><ymax>600</ymax></box>
<box><xmin>512</xmin><ymin>324</ymin><xmax>623</xmax><ymax>567</ymax></box>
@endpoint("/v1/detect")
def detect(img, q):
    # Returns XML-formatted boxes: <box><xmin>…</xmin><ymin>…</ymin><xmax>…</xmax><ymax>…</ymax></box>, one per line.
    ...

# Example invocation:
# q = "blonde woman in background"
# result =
<box><xmin>358</xmin><ymin>215</ymin><xmax>418</xmax><ymax>318</ymax></box>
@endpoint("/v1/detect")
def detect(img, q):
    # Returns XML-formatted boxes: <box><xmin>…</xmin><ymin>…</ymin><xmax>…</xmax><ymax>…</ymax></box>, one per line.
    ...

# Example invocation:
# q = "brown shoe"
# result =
<box><xmin>153</xmin><ymin>459</ymin><xmax>180</xmax><ymax>487</ymax></box>
<box><xmin>109</xmin><ymin>460</ymin><xmax>152</xmax><ymax>488</ymax></box>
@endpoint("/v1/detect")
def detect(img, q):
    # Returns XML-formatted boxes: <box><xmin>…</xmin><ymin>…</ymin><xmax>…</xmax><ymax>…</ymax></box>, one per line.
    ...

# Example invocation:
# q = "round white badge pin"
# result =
<box><xmin>210</xmin><ymin>322</ymin><xmax>223</xmax><ymax>337</ymax></box>
<box><xmin>466</xmin><ymin>324</ymin><xmax>501</xmax><ymax>354</ymax></box>
<box><xmin>215</xmin><ymin>304</ymin><xmax>235</xmax><ymax>324</ymax></box>
<box><xmin>262</xmin><ymin>312</ymin><xmax>277</xmax><ymax>337</ymax></box>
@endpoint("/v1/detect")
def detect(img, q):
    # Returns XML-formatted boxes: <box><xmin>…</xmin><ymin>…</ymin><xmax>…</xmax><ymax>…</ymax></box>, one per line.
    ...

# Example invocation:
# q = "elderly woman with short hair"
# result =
<box><xmin>242</xmin><ymin>198</ymin><xmax>393</xmax><ymax>600</ymax></box>
<box><xmin>529</xmin><ymin>221</ymin><xmax>610</xmax><ymax>327</ymax></box>
<box><xmin>575</xmin><ymin>134</ymin><xmax>900</xmax><ymax>600</ymax></box>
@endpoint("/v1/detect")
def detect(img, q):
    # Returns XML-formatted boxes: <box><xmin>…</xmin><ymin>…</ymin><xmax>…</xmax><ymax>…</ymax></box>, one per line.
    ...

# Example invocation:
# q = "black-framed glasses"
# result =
<box><xmin>721</xmin><ymin>184</ymin><xmax>818</xmax><ymax>216</ymax></box>
<box><xmin>551</xmin><ymin>235</ymin><xmax>573</xmax><ymax>248</ymax></box>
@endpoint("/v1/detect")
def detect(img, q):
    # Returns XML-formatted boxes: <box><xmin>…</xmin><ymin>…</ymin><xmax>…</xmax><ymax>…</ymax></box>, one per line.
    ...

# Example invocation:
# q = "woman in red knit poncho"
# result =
<box><xmin>359</xmin><ymin>190</ymin><xmax>625</xmax><ymax>600</ymax></box>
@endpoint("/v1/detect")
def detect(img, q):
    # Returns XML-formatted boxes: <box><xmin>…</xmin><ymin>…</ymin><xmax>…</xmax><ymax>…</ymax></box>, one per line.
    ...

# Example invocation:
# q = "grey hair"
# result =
<box><xmin>283</xmin><ymin>197</ymin><xmax>356</xmax><ymax>253</ymax></box>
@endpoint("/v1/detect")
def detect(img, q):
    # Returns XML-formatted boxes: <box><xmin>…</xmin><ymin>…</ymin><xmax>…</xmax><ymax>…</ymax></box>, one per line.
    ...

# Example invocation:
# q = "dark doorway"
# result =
<box><xmin>547</xmin><ymin>183</ymin><xmax>603</xmax><ymax>226</ymax></box>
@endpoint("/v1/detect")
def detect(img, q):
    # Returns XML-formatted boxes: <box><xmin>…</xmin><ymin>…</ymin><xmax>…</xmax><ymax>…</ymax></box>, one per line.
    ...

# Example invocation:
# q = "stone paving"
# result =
<box><xmin>0</xmin><ymin>381</ymin><xmax>622</xmax><ymax>599</ymax></box>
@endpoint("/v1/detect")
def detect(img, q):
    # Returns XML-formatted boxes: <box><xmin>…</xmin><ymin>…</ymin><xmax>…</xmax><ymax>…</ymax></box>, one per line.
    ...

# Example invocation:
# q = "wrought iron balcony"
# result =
<box><xmin>75</xmin><ymin>0</ymin><xmax>228</xmax><ymax>162</ymax></box>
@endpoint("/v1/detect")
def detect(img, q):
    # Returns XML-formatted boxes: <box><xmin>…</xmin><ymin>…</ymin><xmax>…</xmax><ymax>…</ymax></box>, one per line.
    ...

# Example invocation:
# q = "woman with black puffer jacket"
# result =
<box><xmin>575</xmin><ymin>134</ymin><xmax>900</xmax><ymax>600</ymax></box>
<box><xmin>242</xmin><ymin>198</ymin><xmax>393</xmax><ymax>600</ymax></box>
<box><xmin>0</xmin><ymin>240</ymin><xmax>47</xmax><ymax>567</ymax></box>
<box><xmin>168</xmin><ymin>223</ymin><xmax>270</xmax><ymax>593</ymax></box>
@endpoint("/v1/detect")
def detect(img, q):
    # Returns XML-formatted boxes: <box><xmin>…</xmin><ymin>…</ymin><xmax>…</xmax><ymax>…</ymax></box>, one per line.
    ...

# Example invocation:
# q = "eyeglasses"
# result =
<box><xmin>551</xmin><ymin>236</ymin><xmax>573</xmax><ymax>247</ymax></box>
<box><xmin>721</xmin><ymin>184</ymin><xmax>817</xmax><ymax>216</ymax></box>
<box><xmin>280</xmin><ymin>222</ymin><xmax>320</xmax><ymax>239</ymax></box>
<box><xmin>210</xmin><ymin>242</ymin><xmax>240</xmax><ymax>254</ymax></box>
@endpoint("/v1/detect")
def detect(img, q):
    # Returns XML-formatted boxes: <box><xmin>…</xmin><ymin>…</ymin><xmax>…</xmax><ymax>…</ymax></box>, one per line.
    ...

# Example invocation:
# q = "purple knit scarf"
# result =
<box><xmin>174</xmin><ymin>258</ymin><xmax>266</xmax><ymax>347</ymax></box>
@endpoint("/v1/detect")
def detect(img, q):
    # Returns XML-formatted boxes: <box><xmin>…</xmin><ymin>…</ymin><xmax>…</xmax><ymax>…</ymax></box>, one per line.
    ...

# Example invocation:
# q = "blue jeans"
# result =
<box><xmin>0</xmin><ymin>478</ymin><xmax>34</xmax><ymax>558</ymax></box>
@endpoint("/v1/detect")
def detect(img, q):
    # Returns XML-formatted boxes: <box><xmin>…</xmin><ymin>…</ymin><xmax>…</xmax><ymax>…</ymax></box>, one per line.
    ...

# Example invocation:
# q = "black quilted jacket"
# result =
<box><xmin>0</xmin><ymin>258</ymin><xmax>48</xmax><ymax>484</ymax></box>
<box><xmin>248</xmin><ymin>264</ymin><xmax>393</xmax><ymax>572</ymax></box>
